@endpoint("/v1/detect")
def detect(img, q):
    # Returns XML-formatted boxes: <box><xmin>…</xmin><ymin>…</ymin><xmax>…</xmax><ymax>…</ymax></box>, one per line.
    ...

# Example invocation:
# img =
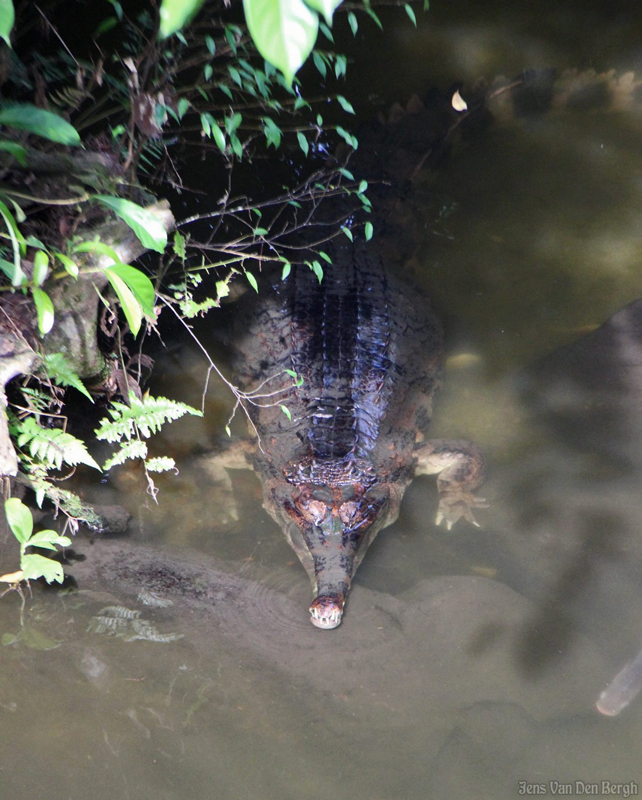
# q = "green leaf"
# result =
<box><xmin>312</xmin><ymin>51</ymin><xmax>327</xmax><ymax>78</ymax></box>
<box><xmin>103</xmin><ymin>440</ymin><xmax>148</xmax><ymax>470</ymax></box>
<box><xmin>342</xmin><ymin>226</ymin><xmax>353</xmax><ymax>242</ymax></box>
<box><xmin>246</xmin><ymin>271</ymin><xmax>258</xmax><ymax>292</ymax></box>
<box><xmin>0</xmin><ymin>198</ymin><xmax>24</xmax><ymax>285</ymax></box>
<box><xmin>159</xmin><ymin>0</ymin><xmax>205</xmax><ymax>38</ymax></box>
<box><xmin>205</xmin><ymin>35</ymin><xmax>216</xmax><ymax>54</ymax></box>
<box><xmin>336</xmin><ymin>95</ymin><xmax>355</xmax><ymax>114</ymax></box>
<box><xmin>230</xmin><ymin>133</ymin><xmax>243</xmax><ymax>159</ymax></box>
<box><xmin>93</xmin><ymin>195</ymin><xmax>167</xmax><ymax>254</ymax></box>
<box><xmin>281</xmin><ymin>261</ymin><xmax>291</xmax><ymax>280</ymax></box>
<box><xmin>204</xmin><ymin>63</ymin><xmax>213</xmax><ymax>81</ymax></box>
<box><xmin>44</xmin><ymin>352</ymin><xmax>93</xmax><ymax>401</ymax></box>
<box><xmin>32</xmin><ymin>250</ymin><xmax>48</xmax><ymax>287</ymax></box>
<box><xmin>28</xmin><ymin>530</ymin><xmax>72</xmax><ymax>551</ymax></box>
<box><xmin>365</xmin><ymin>6</ymin><xmax>383</xmax><ymax>29</ymax></box>
<box><xmin>145</xmin><ymin>457</ymin><xmax>176</xmax><ymax>473</ymax></box>
<box><xmin>318</xmin><ymin>250</ymin><xmax>332</xmax><ymax>263</ymax></box>
<box><xmin>225</xmin><ymin>112</ymin><xmax>242</xmax><ymax>136</ymax></box>
<box><xmin>5</xmin><ymin>498</ymin><xmax>32</xmax><ymax>544</ymax></box>
<box><xmin>310</xmin><ymin>260</ymin><xmax>323</xmax><ymax>282</ymax></box>
<box><xmin>262</xmin><ymin>116</ymin><xmax>282</xmax><ymax>148</ymax></box>
<box><xmin>54</xmin><ymin>251</ymin><xmax>78</xmax><ymax>278</ymax></box>
<box><xmin>338</xmin><ymin>167</ymin><xmax>354</xmax><ymax>180</ymax></box>
<box><xmin>364</xmin><ymin>221</ymin><xmax>373</xmax><ymax>241</ymax></box>
<box><xmin>32</xmin><ymin>288</ymin><xmax>54</xmax><ymax>334</ymax></box>
<box><xmin>348</xmin><ymin>11</ymin><xmax>358</xmax><ymax>35</ymax></box>
<box><xmin>0</xmin><ymin>103</ymin><xmax>80</xmax><ymax>145</ymax></box>
<box><xmin>280</xmin><ymin>404</ymin><xmax>292</xmax><ymax>421</ymax></box>
<box><xmin>334</xmin><ymin>54</ymin><xmax>347</xmax><ymax>79</ymax></box>
<box><xmin>0</xmin><ymin>140</ymin><xmax>26</xmax><ymax>165</ymax></box>
<box><xmin>105</xmin><ymin>270</ymin><xmax>143</xmax><ymax>336</ymax></box>
<box><xmin>297</xmin><ymin>130</ymin><xmax>309</xmax><ymax>156</ymax></box>
<box><xmin>404</xmin><ymin>3</ymin><xmax>417</xmax><ymax>25</ymax></box>
<box><xmin>304</xmin><ymin>0</ymin><xmax>343</xmax><ymax>25</ymax></box>
<box><xmin>104</xmin><ymin>264</ymin><xmax>155</xmax><ymax>317</ymax></box>
<box><xmin>16</xmin><ymin>416</ymin><xmax>100</xmax><ymax>469</ymax></box>
<box><xmin>319</xmin><ymin>21</ymin><xmax>333</xmax><ymax>42</ymax></box>
<box><xmin>242</xmin><ymin>0</ymin><xmax>319</xmax><ymax>85</ymax></box>
<box><xmin>335</xmin><ymin>126</ymin><xmax>358</xmax><ymax>149</ymax></box>
<box><xmin>201</xmin><ymin>113</ymin><xmax>226</xmax><ymax>152</ymax></box>
<box><xmin>177</xmin><ymin>97</ymin><xmax>189</xmax><ymax>119</ymax></box>
<box><xmin>358</xmin><ymin>179</ymin><xmax>368</xmax><ymax>194</ymax></box>
<box><xmin>21</xmin><ymin>553</ymin><xmax>64</xmax><ymax>584</ymax></box>
<box><xmin>0</xmin><ymin>0</ymin><xmax>14</xmax><ymax>46</ymax></box>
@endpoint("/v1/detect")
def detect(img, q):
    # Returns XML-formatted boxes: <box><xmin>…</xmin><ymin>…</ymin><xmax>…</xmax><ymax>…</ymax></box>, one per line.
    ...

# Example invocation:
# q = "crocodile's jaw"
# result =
<box><xmin>309</xmin><ymin>594</ymin><xmax>345</xmax><ymax>629</ymax></box>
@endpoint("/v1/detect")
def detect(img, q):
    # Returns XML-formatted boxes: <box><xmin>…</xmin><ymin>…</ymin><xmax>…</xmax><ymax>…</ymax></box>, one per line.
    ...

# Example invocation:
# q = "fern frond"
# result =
<box><xmin>50</xmin><ymin>86</ymin><xmax>92</xmax><ymax>111</ymax></box>
<box><xmin>95</xmin><ymin>395</ymin><xmax>202</xmax><ymax>443</ymax></box>
<box><xmin>103</xmin><ymin>440</ymin><xmax>148</xmax><ymax>470</ymax></box>
<box><xmin>19</xmin><ymin>387</ymin><xmax>54</xmax><ymax>413</ymax></box>
<box><xmin>16</xmin><ymin>417</ymin><xmax>100</xmax><ymax>470</ymax></box>
<box><xmin>44</xmin><ymin>353</ymin><xmax>93</xmax><ymax>402</ymax></box>
<box><xmin>145</xmin><ymin>457</ymin><xmax>176</xmax><ymax>473</ymax></box>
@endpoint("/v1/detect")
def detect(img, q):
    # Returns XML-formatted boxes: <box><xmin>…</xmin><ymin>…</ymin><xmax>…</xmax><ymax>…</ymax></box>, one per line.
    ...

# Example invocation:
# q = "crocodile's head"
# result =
<box><xmin>275</xmin><ymin>478</ymin><xmax>391</xmax><ymax>630</ymax></box>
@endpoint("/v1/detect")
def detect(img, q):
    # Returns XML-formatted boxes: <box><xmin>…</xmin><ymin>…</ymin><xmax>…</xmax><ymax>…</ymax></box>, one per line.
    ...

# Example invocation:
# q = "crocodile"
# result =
<box><xmin>208</xmin><ymin>238</ymin><xmax>486</xmax><ymax>630</ymax></box>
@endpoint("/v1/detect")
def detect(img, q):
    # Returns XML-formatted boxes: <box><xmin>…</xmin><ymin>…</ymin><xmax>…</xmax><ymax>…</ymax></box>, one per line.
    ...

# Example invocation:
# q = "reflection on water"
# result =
<box><xmin>4</xmin><ymin>6</ymin><xmax>642</xmax><ymax>799</ymax></box>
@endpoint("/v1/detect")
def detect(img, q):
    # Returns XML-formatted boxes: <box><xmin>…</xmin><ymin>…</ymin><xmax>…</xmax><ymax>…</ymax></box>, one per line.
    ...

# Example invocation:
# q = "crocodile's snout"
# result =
<box><xmin>309</xmin><ymin>595</ymin><xmax>345</xmax><ymax>630</ymax></box>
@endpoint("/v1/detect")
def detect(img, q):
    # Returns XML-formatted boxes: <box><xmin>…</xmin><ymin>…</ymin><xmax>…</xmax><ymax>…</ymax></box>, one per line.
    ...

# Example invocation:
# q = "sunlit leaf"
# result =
<box><xmin>280</xmin><ymin>404</ymin><xmax>292</xmax><ymax>421</ymax></box>
<box><xmin>159</xmin><ymin>0</ymin><xmax>205</xmax><ymax>38</ymax></box>
<box><xmin>0</xmin><ymin>140</ymin><xmax>26</xmax><ymax>165</ymax></box>
<box><xmin>21</xmin><ymin>553</ymin><xmax>64</xmax><ymax>584</ymax></box>
<box><xmin>404</xmin><ymin>4</ymin><xmax>417</xmax><ymax>26</ymax></box>
<box><xmin>5</xmin><ymin>498</ymin><xmax>32</xmax><ymax>544</ymax></box>
<box><xmin>32</xmin><ymin>250</ymin><xmax>48</xmax><ymax>287</ymax></box>
<box><xmin>32</xmin><ymin>288</ymin><xmax>54</xmax><ymax>334</ymax></box>
<box><xmin>94</xmin><ymin>195</ymin><xmax>167</xmax><ymax>253</ymax></box>
<box><xmin>304</xmin><ymin>0</ymin><xmax>343</xmax><ymax>25</ymax></box>
<box><xmin>0</xmin><ymin>103</ymin><xmax>80</xmax><ymax>145</ymax></box>
<box><xmin>246</xmin><ymin>271</ymin><xmax>258</xmax><ymax>292</ymax></box>
<box><xmin>0</xmin><ymin>0</ymin><xmax>14</xmax><ymax>46</ymax></box>
<box><xmin>242</xmin><ymin>0</ymin><xmax>319</xmax><ymax>85</ymax></box>
<box><xmin>105</xmin><ymin>263</ymin><xmax>155</xmax><ymax>317</ymax></box>
<box><xmin>336</xmin><ymin>95</ymin><xmax>355</xmax><ymax>114</ymax></box>
<box><xmin>0</xmin><ymin>198</ymin><xmax>24</xmax><ymax>285</ymax></box>
<box><xmin>105</xmin><ymin>270</ymin><xmax>143</xmax><ymax>336</ymax></box>
<box><xmin>297</xmin><ymin>130</ymin><xmax>309</xmax><ymax>156</ymax></box>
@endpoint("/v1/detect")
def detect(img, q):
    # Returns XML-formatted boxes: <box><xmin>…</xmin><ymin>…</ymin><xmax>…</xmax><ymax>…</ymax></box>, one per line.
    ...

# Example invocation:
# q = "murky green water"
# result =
<box><xmin>3</xmin><ymin>5</ymin><xmax>642</xmax><ymax>799</ymax></box>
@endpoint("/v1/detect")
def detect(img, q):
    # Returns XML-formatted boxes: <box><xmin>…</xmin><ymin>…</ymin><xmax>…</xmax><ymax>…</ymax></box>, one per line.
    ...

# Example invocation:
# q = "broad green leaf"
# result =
<box><xmin>225</xmin><ymin>112</ymin><xmax>242</xmax><ymax>135</ymax></box>
<box><xmin>338</xmin><ymin>167</ymin><xmax>354</xmax><ymax>180</ymax></box>
<box><xmin>177</xmin><ymin>97</ymin><xmax>189</xmax><ymax>119</ymax></box>
<box><xmin>297</xmin><ymin>131</ymin><xmax>309</xmax><ymax>156</ymax></box>
<box><xmin>72</xmin><ymin>239</ymin><xmax>119</xmax><ymax>264</ymax></box>
<box><xmin>105</xmin><ymin>263</ymin><xmax>155</xmax><ymax>317</ymax></box>
<box><xmin>281</xmin><ymin>261</ymin><xmax>291</xmax><ymax>280</ymax></box>
<box><xmin>94</xmin><ymin>195</ymin><xmax>167</xmax><ymax>253</ymax></box>
<box><xmin>280</xmin><ymin>404</ymin><xmax>292</xmax><ymax>421</ymax></box>
<box><xmin>336</xmin><ymin>126</ymin><xmax>358</xmax><ymax>149</ymax></box>
<box><xmin>243</xmin><ymin>0</ymin><xmax>319</xmax><ymax>85</ymax></box>
<box><xmin>358</xmin><ymin>179</ymin><xmax>368</xmax><ymax>194</ymax></box>
<box><xmin>342</xmin><ymin>226</ymin><xmax>353</xmax><ymax>242</ymax></box>
<box><xmin>27</xmin><ymin>530</ymin><xmax>72</xmax><ymax>551</ymax></box>
<box><xmin>310</xmin><ymin>260</ymin><xmax>323</xmax><ymax>282</ymax></box>
<box><xmin>336</xmin><ymin>95</ymin><xmax>355</xmax><ymax>114</ymax></box>
<box><xmin>0</xmin><ymin>104</ymin><xmax>80</xmax><ymax>145</ymax></box>
<box><xmin>55</xmin><ymin>251</ymin><xmax>79</xmax><ymax>278</ymax></box>
<box><xmin>21</xmin><ymin>553</ymin><xmax>64</xmax><ymax>584</ymax></box>
<box><xmin>5</xmin><ymin>498</ymin><xmax>32</xmax><ymax>544</ymax></box>
<box><xmin>404</xmin><ymin>3</ymin><xmax>417</xmax><ymax>25</ymax></box>
<box><xmin>348</xmin><ymin>11</ymin><xmax>358</xmax><ymax>35</ymax></box>
<box><xmin>32</xmin><ymin>250</ymin><xmax>48</xmax><ymax>286</ymax></box>
<box><xmin>304</xmin><ymin>0</ymin><xmax>343</xmax><ymax>25</ymax></box>
<box><xmin>205</xmin><ymin>35</ymin><xmax>216</xmax><ymax>54</ymax></box>
<box><xmin>105</xmin><ymin>270</ymin><xmax>143</xmax><ymax>336</ymax></box>
<box><xmin>159</xmin><ymin>0</ymin><xmax>205</xmax><ymax>38</ymax></box>
<box><xmin>0</xmin><ymin>140</ymin><xmax>26</xmax><ymax>165</ymax></box>
<box><xmin>246</xmin><ymin>271</ymin><xmax>258</xmax><ymax>292</ymax></box>
<box><xmin>364</xmin><ymin>221</ymin><xmax>373</xmax><ymax>241</ymax></box>
<box><xmin>32</xmin><ymin>288</ymin><xmax>54</xmax><ymax>334</ymax></box>
<box><xmin>318</xmin><ymin>250</ymin><xmax>332</xmax><ymax>263</ymax></box>
<box><xmin>312</xmin><ymin>51</ymin><xmax>327</xmax><ymax>78</ymax></box>
<box><xmin>0</xmin><ymin>0</ymin><xmax>14</xmax><ymax>46</ymax></box>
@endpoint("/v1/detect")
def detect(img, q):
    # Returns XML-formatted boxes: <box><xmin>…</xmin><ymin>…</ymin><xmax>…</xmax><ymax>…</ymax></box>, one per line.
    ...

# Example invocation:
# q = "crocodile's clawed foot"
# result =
<box><xmin>435</xmin><ymin>491</ymin><xmax>489</xmax><ymax>530</ymax></box>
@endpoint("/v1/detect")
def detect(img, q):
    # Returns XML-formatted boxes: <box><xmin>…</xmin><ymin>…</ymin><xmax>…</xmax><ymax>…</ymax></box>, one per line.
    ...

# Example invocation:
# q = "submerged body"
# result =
<box><xmin>221</xmin><ymin>242</ymin><xmax>485</xmax><ymax>629</ymax></box>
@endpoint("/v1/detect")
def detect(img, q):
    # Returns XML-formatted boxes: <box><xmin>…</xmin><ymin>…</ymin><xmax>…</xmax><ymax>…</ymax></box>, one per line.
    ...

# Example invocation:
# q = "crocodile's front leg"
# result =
<box><xmin>414</xmin><ymin>439</ymin><xmax>487</xmax><ymax>529</ymax></box>
<box><xmin>197</xmin><ymin>439</ymin><xmax>257</xmax><ymax>524</ymax></box>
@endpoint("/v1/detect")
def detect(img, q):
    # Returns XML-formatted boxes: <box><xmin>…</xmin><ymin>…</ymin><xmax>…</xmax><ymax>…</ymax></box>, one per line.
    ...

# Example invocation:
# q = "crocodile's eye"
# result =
<box><xmin>339</xmin><ymin>501</ymin><xmax>358</xmax><ymax>525</ymax></box>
